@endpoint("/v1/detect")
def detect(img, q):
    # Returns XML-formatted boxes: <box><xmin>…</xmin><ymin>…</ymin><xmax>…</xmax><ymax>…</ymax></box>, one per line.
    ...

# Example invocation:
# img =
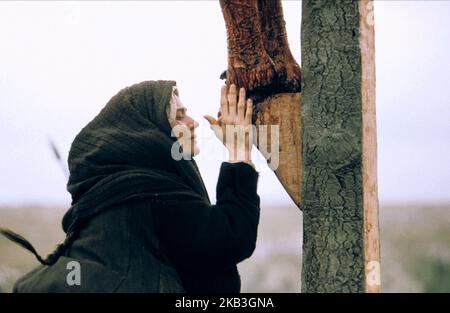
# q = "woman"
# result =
<box><xmin>2</xmin><ymin>80</ymin><xmax>260</xmax><ymax>293</ymax></box>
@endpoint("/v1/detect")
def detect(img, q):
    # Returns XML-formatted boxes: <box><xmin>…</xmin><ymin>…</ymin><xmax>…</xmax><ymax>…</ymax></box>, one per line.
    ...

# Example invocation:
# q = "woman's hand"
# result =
<box><xmin>204</xmin><ymin>84</ymin><xmax>254</xmax><ymax>167</ymax></box>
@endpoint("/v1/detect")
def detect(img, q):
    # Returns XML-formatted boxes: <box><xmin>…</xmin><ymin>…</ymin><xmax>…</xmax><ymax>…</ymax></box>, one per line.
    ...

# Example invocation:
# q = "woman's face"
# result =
<box><xmin>169</xmin><ymin>92</ymin><xmax>200</xmax><ymax>157</ymax></box>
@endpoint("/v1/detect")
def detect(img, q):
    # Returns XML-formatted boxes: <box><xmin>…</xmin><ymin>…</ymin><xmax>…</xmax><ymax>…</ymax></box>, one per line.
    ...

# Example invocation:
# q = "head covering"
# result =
<box><xmin>167</xmin><ymin>85</ymin><xmax>182</xmax><ymax>125</ymax></box>
<box><xmin>62</xmin><ymin>80</ymin><xmax>210</xmax><ymax>234</ymax></box>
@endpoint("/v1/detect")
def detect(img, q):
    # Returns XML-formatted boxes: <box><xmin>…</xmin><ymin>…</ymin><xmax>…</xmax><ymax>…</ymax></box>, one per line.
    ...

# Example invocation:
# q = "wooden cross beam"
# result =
<box><xmin>219</xmin><ymin>0</ymin><xmax>303</xmax><ymax>208</ymax></box>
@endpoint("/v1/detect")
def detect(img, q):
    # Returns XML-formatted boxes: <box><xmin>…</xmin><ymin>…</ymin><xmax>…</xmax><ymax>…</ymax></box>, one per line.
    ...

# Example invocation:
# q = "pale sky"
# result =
<box><xmin>0</xmin><ymin>1</ymin><xmax>449</xmax><ymax>208</ymax></box>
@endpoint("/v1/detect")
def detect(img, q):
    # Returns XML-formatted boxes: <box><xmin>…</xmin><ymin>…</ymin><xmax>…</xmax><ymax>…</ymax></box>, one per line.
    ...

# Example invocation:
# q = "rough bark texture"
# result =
<box><xmin>301</xmin><ymin>0</ymin><xmax>365</xmax><ymax>292</ymax></box>
<box><xmin>219</xmin><ymin>0</ymin><xmax>277</xmax><ymax>93</ymax></box>
<box><xmin>258</xmin><ymin>0</ymin><xmax>301</xmax><ymax>92</ymax></box>
<box><xmin>219</xmin><ymin>0</ymin><xmax>301</xmax><ymax>101</ymax></box>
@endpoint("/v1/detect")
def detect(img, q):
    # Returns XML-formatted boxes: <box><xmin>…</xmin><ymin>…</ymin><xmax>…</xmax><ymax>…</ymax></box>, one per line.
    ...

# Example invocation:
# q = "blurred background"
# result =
<box><xmin>0</xmin><ymin>1</ymin><xmax>449</xmax><ymax>292</ymax></box>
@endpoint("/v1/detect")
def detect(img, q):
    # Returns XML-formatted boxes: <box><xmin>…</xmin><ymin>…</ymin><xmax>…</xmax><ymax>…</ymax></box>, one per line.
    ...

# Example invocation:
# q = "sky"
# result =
<box><xmin>0</xmin><ymin>1</ymin><xmax>449</xmax><ymax>208</ymax></box>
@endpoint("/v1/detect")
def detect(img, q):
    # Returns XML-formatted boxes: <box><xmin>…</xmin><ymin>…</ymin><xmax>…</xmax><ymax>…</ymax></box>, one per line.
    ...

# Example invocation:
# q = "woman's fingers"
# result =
<box><xmin>237</xmin><ymin>87</ymin><xmax>246</xmax><ymax>123</ymax></box>
<box><xmin>220</xmin><ymin>85</ymin><xmax>228</xmax><ymax>119</ymax></box>
<box><xmin>227</xmin><ymin>84</ymin><xmax>237</xmax><ymax>120</ymax></box>
<box><xmin>220</xmin><ymin>84</ymin><xmax>251</xmax><ymax>126</ymax></box>
<box><xmin>245</xmin><ymin>99</ymin><xmax>253</xmax><ymax>125</ymax></box>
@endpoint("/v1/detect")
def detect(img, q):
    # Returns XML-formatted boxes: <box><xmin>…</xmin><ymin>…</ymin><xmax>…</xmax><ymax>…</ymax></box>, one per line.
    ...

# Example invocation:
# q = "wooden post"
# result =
<box><xmin>300</xmin><ymin>0</ymin><xmax>380</xmax><ymax>292</ymax></box>
<box><xmin>360</xmin><ymin>1</ymin><xmax>381</xmax><ymax>293</ymax></box>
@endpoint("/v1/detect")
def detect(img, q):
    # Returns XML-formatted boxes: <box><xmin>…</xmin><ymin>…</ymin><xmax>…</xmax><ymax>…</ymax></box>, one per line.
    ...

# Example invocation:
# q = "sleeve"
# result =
<box><xmin>152</xmin><ymin>161</ymin><xmax>260</xmax><ymax>272</ymax></box>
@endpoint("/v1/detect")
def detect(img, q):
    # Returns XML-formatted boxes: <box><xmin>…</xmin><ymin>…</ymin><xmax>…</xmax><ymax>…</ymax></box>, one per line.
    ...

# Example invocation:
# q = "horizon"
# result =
<box><xmin>1</xmin><ymin>1</ymin><xmax>449</xmax><ymax>207</ymax></box>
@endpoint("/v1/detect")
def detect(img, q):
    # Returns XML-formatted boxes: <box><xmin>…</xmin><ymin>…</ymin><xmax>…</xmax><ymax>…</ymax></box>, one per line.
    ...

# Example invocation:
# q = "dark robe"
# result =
<box><xmin>8</xmin><ymin>80</ymin><xmax>260</xmax><ymax>293</ymax></box>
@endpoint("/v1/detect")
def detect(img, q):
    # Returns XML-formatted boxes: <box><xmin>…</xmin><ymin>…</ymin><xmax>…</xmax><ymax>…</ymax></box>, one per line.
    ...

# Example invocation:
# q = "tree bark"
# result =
<box><xmin>257</xmin><ymin>0</ymin><xmax>301</xmax><ymax>92</ymax></box>
<box><xmin>219</xmin><ymin>0</ymin><xmax>301</xmax><ymax>99</ymax></box>
<box><xmin>219</xmin><ymin>0</ymin><xmax>277</xmax><ymax>93</ymax></box>
<box><xmin>301</xmin><ymin>0</ymin><xmax>380</xmax><ymax>292</ymax></box>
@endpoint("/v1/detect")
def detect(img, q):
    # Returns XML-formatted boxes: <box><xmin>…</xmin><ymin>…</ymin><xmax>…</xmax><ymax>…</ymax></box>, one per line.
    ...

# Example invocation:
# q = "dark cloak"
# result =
<box><xmin>3</xmin><ymin>80</ymin><xmax>260</xmax><ymax>293</ymax></box>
